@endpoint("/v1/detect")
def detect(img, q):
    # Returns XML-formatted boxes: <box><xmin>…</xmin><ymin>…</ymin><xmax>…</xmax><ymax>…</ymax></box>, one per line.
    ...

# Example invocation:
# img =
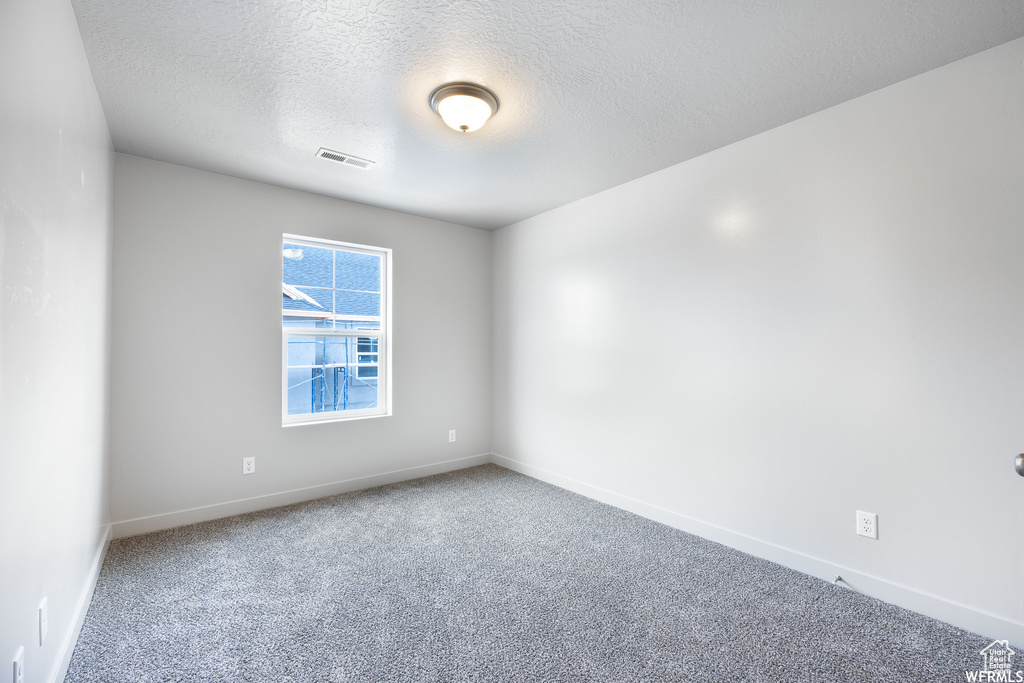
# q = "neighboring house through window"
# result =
<box><xmin>282</xmin><ymin>234</ymin><xmax>391</xmax><ymax>425</ymax></box>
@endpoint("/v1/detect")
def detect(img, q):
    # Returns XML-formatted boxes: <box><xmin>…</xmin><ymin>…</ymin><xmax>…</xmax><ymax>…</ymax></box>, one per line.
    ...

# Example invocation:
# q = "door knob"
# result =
<box><xmin>1017</xmin><ymin>453</ymin><xmax>1024</xmax><ymax>477</ymax></box>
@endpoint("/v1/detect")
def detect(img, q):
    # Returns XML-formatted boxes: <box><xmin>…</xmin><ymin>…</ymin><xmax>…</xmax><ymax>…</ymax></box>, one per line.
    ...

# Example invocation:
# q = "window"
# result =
<box><xmin>282</xmin><ymin>234</ymin><xmax>391</xmax><ymax>425</ymax></box>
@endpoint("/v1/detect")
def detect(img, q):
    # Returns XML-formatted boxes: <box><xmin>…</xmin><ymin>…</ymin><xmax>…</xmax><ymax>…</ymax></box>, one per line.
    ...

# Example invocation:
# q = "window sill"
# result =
<box><xmin>282</xmin><ymin>410</ymin><xmax>391</xmax><ymax>428</ymax></box>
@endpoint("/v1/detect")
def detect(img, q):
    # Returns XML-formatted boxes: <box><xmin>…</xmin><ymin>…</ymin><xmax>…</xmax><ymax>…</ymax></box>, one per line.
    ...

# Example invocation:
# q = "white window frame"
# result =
<box><xmin>282</xmin><ymin>234</ymin><xmax>392</xmax><ymax>426</ymax></box>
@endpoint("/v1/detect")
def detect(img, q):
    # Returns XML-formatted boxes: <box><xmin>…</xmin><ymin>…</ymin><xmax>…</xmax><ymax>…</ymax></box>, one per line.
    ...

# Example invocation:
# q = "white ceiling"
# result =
<box><xmin>72</xmin><ymin>0</ymin><xmax>1024</xmax><ymax>230</ymax></box>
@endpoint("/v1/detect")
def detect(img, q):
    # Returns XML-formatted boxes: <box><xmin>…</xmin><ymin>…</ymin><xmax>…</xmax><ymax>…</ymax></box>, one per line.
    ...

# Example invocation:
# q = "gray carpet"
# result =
<box><xmin>66</xmin><ymin>465</ymin><xmax>993</xmax><ymax>682</ymax></box>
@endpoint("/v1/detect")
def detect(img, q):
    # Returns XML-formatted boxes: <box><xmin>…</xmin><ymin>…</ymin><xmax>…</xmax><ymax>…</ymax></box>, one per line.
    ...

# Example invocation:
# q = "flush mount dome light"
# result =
<box><xmin>429</xmin><ymin>83</ymin><xmax>499</xmax><ymax>133</ymax></box>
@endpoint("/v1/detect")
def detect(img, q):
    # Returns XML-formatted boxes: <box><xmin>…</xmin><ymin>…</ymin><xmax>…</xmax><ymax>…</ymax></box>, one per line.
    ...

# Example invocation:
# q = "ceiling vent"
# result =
<box><xmin>316</xmin><ymin>147</ymin><xmax>375</xmax><ymax>170</ymax></box>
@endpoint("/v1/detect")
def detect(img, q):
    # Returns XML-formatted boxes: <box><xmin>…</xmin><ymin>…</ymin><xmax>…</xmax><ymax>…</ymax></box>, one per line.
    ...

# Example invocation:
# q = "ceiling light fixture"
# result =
<box><xmin>429</xmin><ymin>83</ymin><xmax>499</xmax><ymax>133</ymax></box>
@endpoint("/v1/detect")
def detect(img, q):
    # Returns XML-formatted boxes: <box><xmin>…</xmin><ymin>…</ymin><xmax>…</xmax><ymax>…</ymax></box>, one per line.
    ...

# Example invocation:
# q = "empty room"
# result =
<box><xmin>2</xmin><ymin>0</ymin><xmax>1023</xmax><ymax>681</ymax></box>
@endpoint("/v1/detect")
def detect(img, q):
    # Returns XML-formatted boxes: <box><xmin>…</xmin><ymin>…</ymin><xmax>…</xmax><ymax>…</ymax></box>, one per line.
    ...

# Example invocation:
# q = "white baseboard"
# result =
<box><xmin>52</xmin><ymin>523</ymin><xmax>111</xmax><ymax>683</ymax></box>
<box><xmin>490</xmin><ymin>453</ymin><xmax>1024</xmax><ymax>646</ymax></box>
<box><xmin>111</xmin><ymin>454</ymin><xmax>492</xmax><ymax>539</ymax></box>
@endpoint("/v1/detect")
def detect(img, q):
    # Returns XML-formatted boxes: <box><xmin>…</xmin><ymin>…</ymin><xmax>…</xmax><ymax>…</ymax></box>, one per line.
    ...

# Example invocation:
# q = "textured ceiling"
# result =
<box><xmin>72</xmin><ymin>0</ymin><xmax>1024</xmax><ymax>230</ymax></box>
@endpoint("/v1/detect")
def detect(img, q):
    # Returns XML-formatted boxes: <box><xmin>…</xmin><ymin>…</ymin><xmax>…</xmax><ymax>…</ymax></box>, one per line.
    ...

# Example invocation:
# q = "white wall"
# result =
<box><xmin>493</xmin><ymin>38</ymin><xmax>1024</xmax><ymax>643</ymax></box>
<box><xmin>0</xmin><ymin>0</ymin><xmax>114</xmax><ymax>680</ymax></box>
<box><xmin>110</xmin><ymin>155</ymin><xmax>491</xmax><ymax>534</ymax></box>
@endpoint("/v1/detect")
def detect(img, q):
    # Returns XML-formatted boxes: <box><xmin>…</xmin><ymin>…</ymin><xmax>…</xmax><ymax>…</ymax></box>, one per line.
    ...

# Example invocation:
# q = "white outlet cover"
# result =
<box><xmin>856</xmin><ymin>510</ymin><xmax>878</xmax><ymax>540</ymax></box>
<box><xmin>13</xmin><ymin>646</ymin><xmax>24</xmax><ymax>683</ymax></box>
<box><xmin>448</xmin><ymin>429</ymin><xmax>456</xmax><ymax>442</ymax></box>
<box><xmin>242</xmin><ymin>457</ymin><xmax>255</xmax><ymax>475</ymax></box>
<box><xmin>38</xmin><ymin>598</ymin><xmax>47</xmax><ymax>645</ymax></box>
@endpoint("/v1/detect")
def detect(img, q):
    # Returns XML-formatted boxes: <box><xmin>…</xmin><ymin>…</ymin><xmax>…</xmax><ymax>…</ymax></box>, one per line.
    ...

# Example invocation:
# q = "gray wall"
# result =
<box><xmin>0</xmin><ymin>0</ymin><xmax>114</xmax><ymax>681</ymax></box>
<box><xmin>110</xmin><ymin>155</ymin><xmax>492</xmax><ymax>534</ymax></box>
<box><xmin>492</xmin><ymin>38</ymin><xmax>1024</xmax><ymax>643</ymax></box>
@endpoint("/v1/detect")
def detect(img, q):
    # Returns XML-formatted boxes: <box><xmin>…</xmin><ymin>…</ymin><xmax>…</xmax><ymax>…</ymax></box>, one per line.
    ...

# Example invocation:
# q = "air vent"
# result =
<box><xmin>316</xmin><ymin>147</ymin><xmax>376</xmax><ymax>170</ymax></box>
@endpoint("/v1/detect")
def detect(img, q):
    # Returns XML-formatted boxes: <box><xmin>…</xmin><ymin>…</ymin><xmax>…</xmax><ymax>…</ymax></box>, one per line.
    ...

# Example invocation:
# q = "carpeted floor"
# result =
<box><xmin>66</xmin><ymin>464</ymin><xmax>991</xmax><ymax>682</ymax></box>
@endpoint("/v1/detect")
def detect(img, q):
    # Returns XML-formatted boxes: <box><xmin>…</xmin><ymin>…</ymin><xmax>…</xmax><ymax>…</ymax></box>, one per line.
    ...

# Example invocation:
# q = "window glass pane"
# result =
<box><xmin>284</xmin><ymin>243</ymin><xmax>381</xmax><ymax>324</ymax></box>
<box><xmin>335</xmin><ymin>250</ymin><xmax>380</xmax><ymax>293</ymax></box>
<box><xmin>282</xmin><ymin>285</ymin><xmax>332</xmax><ymax>314</ymax></box>
<box><xmin>286</xmin><ymin>335</ymin><xmax>379</xmax><ymax>415</ymax></box>
<box><xmin>283</xmin><ymin>243</ymin><xmax>333</xmax><ymax>288</ymax></box>
<box><xmin>334</xmin><ymin>290</ymin><xmax>380</xmax><ymax>318</ymax></box>
<box><xmin>286</xmin><ymin>335</ymin><xmax>317</xmax><ymax>366</ymax></box>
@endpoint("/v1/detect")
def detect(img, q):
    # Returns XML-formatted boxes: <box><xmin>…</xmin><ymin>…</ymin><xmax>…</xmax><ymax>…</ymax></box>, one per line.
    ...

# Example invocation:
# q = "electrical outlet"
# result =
<box><xmin>448</xmin><ymin>429</ymin><xmax>456</xmax><ymax>443</ymax></box>
<box><xmin>13</xmin><ymin>646</ymin><xmax>23</xmax><ymax>683</ymax></box>
<box><xmin>856</xmin><ymin>510</ymin><xmax>878</xmax><ymax>539</ymax></box>
<box><xmin>242</xmin><ymin>457</ymin><xmax>255</xmax><ymax>475</ymax></box>
<box><xmin>38</xmin><ymin>598</ymin><xmax>47</xmax><ymax>645</ymax></box>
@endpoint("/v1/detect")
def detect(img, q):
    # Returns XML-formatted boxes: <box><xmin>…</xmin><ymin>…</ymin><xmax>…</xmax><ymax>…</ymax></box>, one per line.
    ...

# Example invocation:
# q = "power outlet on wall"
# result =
<box><xmin>38</xmin><ymin>598</ymin><xmax>47</xmax><ymax>646</ymax></box>
<box><xmin>242</xmin><ymin>457</ymin><xmax>255</xmax><ymax>475</ymax></box>
<box><xmin>856</xmin><ymin>510</ymin><xmax>878</xmax><ymax>540</ymax></box>
<box><xmin>449</xmin><ymin>429</ymin><xmax>456</xmax><ymax>443</ymax></box>
<box><xmin>13</xmin><ymin>646</ymin><xmax>24</xmax><ymax>683</ymax></box>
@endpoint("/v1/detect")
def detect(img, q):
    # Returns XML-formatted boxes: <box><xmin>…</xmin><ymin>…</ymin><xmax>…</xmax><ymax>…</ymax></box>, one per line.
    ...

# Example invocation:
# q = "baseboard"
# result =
<box><xmin>111</xmin><ymin>454</ymin><xmax>492</xmax><ymax>539</ymax></box>
<box><xmin>52</xmin><ymin>523</ymin><xmax>111</xmax><ymax>683</ymax></box>
<box><xmin>490</xmin><ymin>453</ymin><xmax>1024</xmax><ymax>647</ymax></box>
